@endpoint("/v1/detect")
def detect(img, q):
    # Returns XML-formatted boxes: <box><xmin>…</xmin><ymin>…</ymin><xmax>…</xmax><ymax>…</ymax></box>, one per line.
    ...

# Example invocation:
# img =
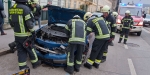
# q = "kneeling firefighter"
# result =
<box><xmin>64</xmin><ymin>15</ymin><xmax>86</xmax><ymax>74</ymax></box>
<box><xmin>118</xmin><ymin>10</ymin><xmax>133</xmax><ymax>44</ymax></box>
<box><xmin>83</xmin><ymin>12</ymin><xmax>110</xmax><ymax>69</ymax></box>
<box><xmin>9</xmin><ymin>0</ymin><xmax>41</xmax><ymax>70</ymax></box>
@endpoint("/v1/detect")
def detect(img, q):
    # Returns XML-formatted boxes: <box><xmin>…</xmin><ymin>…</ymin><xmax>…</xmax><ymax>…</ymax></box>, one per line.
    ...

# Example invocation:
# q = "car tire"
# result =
<box><xmin>137</xmin><ymin>31</ymin><xmax>142</xmax><ymax>36</ymax></box>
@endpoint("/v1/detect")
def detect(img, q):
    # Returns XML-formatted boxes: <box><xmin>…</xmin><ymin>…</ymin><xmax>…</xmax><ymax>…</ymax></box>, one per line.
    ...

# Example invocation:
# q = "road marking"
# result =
<box><xmin>142</xmin><ymin>28</ymin><xmax>150</xmax><ymax>33</ymax></box>
<box><xmin>124</xmin><ymin>44</ymin><xmax>128</xmax><ymax>49</ymax></box>
<box><xmin>128</xmin><ymin>58</ymin><xmax>137</xmax><ymax>75</ymax></box>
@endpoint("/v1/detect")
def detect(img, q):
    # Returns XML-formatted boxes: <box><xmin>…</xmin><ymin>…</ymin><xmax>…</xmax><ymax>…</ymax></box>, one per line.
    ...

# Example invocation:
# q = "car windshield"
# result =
<box><xmin>119</xmin><ymin>7</ymin><xmax>142</xmax><ymax>17</ymax></box>
<box><xmin>145</xmin><ymin>14</ymin><xmax>150</xmax><ymax>19</ymax></box>
<box><xmin>93</xmin><ymin>12</ymin><xmax>103</xmax><ymax>17</ymax></box>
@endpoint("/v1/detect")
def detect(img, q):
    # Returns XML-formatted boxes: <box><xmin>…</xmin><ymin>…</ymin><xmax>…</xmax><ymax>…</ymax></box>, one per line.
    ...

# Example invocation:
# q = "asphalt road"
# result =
<box><xmin>0</xmin><ymin>26</ymin><xmax>150</xmax><ymax>75</ymax></box>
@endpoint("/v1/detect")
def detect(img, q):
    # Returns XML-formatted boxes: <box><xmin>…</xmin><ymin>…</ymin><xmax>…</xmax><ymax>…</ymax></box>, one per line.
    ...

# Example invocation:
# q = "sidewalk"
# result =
<box><xmin>0</xmin><ymin>20</ymin><xmax>48</xmax><ymax>51</ymax></box>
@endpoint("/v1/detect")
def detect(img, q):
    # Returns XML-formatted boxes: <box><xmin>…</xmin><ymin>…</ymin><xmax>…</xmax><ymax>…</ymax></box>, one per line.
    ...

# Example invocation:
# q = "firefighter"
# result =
<box><xmin>100</xmin><ymin>5</ymin><xmax>116</xmax><ymax>63</ymax></box>
<box><xmin>112</xmin><ymin>12</ymin><xmax>118</xmax><ymax>19</ymax></box>
<box><xmin>8</xmin><ymin>0</ymin><xmax>50</xmax><ymax>53</ymax></box>
<box><xmin>9</xmin><ymin>0</ymin><xmax>41</xmax><ymax>70</ymax></box>
<box><xmin>64</xmin><ymin>15</ymin><xmax>86</xmax><ymax>74</ymax></box>
<box><xmin>118</xmin><ymin>10</ymin><xmax>133</xmax><ymax>44</ymax></box>
<box><xmin>83</xmin><ymin>12</ymin><xmax>110</xmax><ymax>69</ymax></box>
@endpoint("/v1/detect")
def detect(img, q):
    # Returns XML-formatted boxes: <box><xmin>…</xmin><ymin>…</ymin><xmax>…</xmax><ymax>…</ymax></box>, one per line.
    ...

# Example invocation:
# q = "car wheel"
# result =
<box><xmin>137</xmin><ymin>31</ymin><xmax>142</xmax><ymax>36</ymax></box>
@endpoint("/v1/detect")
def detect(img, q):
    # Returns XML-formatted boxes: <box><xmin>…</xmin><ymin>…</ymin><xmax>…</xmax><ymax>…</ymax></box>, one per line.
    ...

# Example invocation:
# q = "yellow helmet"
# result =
<box><xmin>101</xmin><ymin>5</ymin><xmax>110</xmax><ymax>13</ymax></box>
<box><xmin>28</xmin><ymin>0</ymin><xmax>39</xmax><ymax>4</ymax></box>
<box><xmin>84</xmin><ymin>12</ymin><xmax>93</xmax><ymax>21</ymax></box>
<box><xmin>112</xmin><ymin>12</ymin><xmax>118</xmax><ymax>16</ymax></box>
<box><xmin>125</xmin><ymin>10</ymin><xmax>130</xmax><ymax>14</ymax></box>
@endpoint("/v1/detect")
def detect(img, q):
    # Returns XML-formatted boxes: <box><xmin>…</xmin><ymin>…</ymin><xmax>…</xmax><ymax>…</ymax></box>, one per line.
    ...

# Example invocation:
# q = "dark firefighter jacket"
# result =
<box><xmin>121</xmin><ymin>15</ymin><xmax>133</xmax><ymax>29</ymax></box>
<box><xmin>33</xmin><ymin>5</ymin><xmax>42</xmax><ymax>20</ymax></box>
<box><xmin>9</xmin><ymin>3</ymin><xmax>35</xmax><ymax>38</ymax></box>
<box><xmin>101</xmin><ymin>13</ymin><xmax>116</xmax><ymax>38</ymax></box>
<box><xmin>65</xmin><ymin>19</ymin><xmax>86</xmax><ymax>45</ymax></box>
<box><xmin>86</xmin><ymin>16</ymin><xmax>110</xmax><ymax>40</ymax></box>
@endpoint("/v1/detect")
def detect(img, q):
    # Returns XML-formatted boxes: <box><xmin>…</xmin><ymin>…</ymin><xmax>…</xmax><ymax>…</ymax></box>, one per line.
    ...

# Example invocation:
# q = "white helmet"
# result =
<box><xmin>84</xmin><ymin>12</ymin><xmax>93</xmax><ymax>21</ymax></box>
<box><xmin>112</xmin><ymin>12</ymin><xmax>118</xmax><ymax>16</ymax></box>
<box><xmin>73</xmin><ymin>15</ymin><xmax>81</xmax><ymax>19</ymax></box>
<box><xmin>125</xmin><ymin>10</ymin><xmax>130</xmax><ymax>14</ymax></box>
<box><xmin>101</xmin><ymin>5</ymin><xmax>110</xmax><ymax>13</ymax></box>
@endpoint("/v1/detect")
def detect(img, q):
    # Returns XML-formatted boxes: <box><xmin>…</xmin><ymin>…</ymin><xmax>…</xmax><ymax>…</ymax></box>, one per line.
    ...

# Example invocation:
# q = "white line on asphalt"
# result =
<box><xmin>142</xmin><ymin>28</ymin><xmax>150</xmax><ymax>33</ymax></box>
<box><xmin>128</xmin><ymin>58</ymin><xmax>137</xmax><ymax>75</ymax></box>
<box><xmin>124</xmin><ymin>44</ymin><xmax>128</xmax><ymax>49</ymax></box>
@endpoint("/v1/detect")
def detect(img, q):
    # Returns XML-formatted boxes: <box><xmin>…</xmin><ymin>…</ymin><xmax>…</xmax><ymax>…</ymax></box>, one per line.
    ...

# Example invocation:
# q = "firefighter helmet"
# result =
<box><xmin>112</xmin><ymin>12</ymin><xmax>118</xmax><ymax>16</ymax></box>
<box><xmin>101</xmin><ymin>5</ymin><xmax>110</xmax><ymax>13</ymax></box>
<box><xmin>84</xmin><ymin>12</ymin><xmax>93</xmax><ymax>21</ymax></box>
<box><xmin>125</xmin><ymin>10</ymin><xmax>130</xmax><ymax>14</ymax></box>
<box><xmin>73</xmin><ymin>15</ymin><xmax>81</xmax><ymax>19</ymax></box>
<box><xmin>28</xmin><ymin>0</ymin><xmax>39</xmax><ymax>4</ymax></box>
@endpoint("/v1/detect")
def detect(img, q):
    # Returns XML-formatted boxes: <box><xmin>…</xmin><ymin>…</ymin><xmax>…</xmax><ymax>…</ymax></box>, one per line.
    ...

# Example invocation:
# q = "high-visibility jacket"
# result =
<box><xmin>121</xmin><ymin>16</ymin><xmax>133</xmax><ymax>29</ymax></box>
<box><xmin>9</xmin><ymin>3</ymin><xmax>34</xmax><ymax>37</ymax></box>
<box><xmin>101</xmin><ymin>13</ymin><xmax>116</xmax><ymax>38</ymax></box>
<box><xmin>86</xmin><ymin>16</ymin><xmax>110</xmax><ymax>40</ymax></box>
<box><xmin>65</xmin><ymin>19</ymin><xmax>86</xmax><ymax>45</ymax></box>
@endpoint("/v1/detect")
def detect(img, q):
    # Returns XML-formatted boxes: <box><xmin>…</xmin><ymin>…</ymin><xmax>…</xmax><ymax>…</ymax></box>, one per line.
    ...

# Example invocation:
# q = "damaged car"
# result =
<box><xmin>34</xmin><ymin>5</ymin><xmax>87</xmax><ymax>67</ymax></box>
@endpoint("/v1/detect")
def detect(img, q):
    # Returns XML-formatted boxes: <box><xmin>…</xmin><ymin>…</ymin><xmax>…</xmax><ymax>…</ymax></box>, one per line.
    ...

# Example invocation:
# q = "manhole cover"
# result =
<box><xmin>126</xmin><ymin>43</ymin><xmax>140</xmax><ymax>47</ymax></box>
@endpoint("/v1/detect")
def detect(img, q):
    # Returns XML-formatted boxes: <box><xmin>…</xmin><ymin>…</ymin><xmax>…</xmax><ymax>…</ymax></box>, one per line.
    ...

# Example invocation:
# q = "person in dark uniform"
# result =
<box><xmin>101</xmin><ymin>5</ymin><xmax>116</xmax><ymax>63</ymax></box>
<box><xmin>64</xmin><ymin>15</ymin><xmax>86</xmax><ymax>74</ymax></box>
<box><xmin>118</xmin><ymin>10</ymin><xmax>133</xmax><ymax>44</ymax></box>
<box><xmin>9</xmin><ymin>0</ymin><xmax>41</xmax><ymax>70</ymax></box>
<box><xmin>8</xmin><ymin>0</ymin><xmax>50</xmax><ymax>53</ymax></box>
<box><xmin>0</xmin><ymin>0</ymin><xmax>7</xmax><ymax>35</ymax></box>
<box><xmin>83</xmin><ymin>12</ymin><xmax>110</xmax><ymax>69</ymax></box>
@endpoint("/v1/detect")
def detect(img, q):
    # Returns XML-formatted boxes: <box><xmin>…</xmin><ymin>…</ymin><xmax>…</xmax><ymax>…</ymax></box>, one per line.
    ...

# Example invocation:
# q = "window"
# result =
<box><xmin>74</xmin><ymin>1</ymin><xmax>76</xmax><ymax>9</ymax></box>
<box><xmin>58</xmin><ymin>0</ymin><xmax>61</xmax><ymax>6</ymax></box>
<box><xmin>68</xmin><ymin>0</ymin><xmax>71</xmax><ymax>8</ymax></box>
<box><xmin>119</xmin><ymin>7</ymin><xmax>142</xmax><ymax>17</ymax></box>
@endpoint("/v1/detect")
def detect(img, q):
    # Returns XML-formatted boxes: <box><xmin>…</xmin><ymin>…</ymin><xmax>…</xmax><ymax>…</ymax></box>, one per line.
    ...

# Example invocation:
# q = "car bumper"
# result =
<box><xmin>117</xmin><ymin>24</ymin><xmax>143</xmax><ymax>33</ymax></box>
<box><xmin>143</xmin><ymin>21</ymin><xmax>150</xmax><ymax>24</ymax></box>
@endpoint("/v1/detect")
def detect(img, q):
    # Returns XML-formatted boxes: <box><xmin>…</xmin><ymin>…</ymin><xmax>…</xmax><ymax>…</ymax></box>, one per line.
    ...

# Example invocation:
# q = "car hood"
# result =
<box><xmin>48</xmin><ymin>5</ymin><xmax>85</xmax><ymax>25</ymax></box>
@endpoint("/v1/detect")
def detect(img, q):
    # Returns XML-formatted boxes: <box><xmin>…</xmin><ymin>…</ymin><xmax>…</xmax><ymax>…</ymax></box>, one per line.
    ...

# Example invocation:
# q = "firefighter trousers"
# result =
<box><xmin>86</xmin><ymin>39</ymin><xmax>108</xmax><ymax>66</ymax></box>
<box><xmin>119</xmin><ymin>28</ymin><xmax>130</xmax><ymax>44</ymax></box>
<box><xmin>15</xmin><ymin>37</ymin><xmax>38</xmax><ymax>70</ymax></box>
<box><xmin>102</xmin><ymin>41</ymin><xmax>109</xmax><ymax>60</ymax></box>
<box><xmin>66</xmin><ymin>43</ymin><xmax>84</xmax><ymax>73</ymax></box>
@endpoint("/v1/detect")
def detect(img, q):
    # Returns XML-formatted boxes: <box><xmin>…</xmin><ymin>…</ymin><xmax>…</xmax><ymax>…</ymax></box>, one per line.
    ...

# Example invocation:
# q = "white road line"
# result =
<box><xmin>142</xmin><ymin>28</ymin><xmax>150</xmax><ymax>33</ymax></box>
<box><xmin>128</xmin><ymin>58</ymin><xmax>137</xmax><ymax>75</ymax></box>
<box><xmin>124</xmin><ymin>44</ymin><xmax>128</xmax><ymax>49</ymax></box>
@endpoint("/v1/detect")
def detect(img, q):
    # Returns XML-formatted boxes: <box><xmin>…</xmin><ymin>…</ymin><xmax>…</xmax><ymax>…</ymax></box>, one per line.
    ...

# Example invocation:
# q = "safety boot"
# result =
<box><xmin>109</xmin><ymin>42</ymin><xmax>114</xmax><ymax>46</ymax></box>
<box><xmin>8</xmin><ymin>42</ymin><xmax>16</xmax><ymax>53</ymax></box>
<box><xmin>84</xmin><ymin>63</ymin><xmax>92</xmax><ymax>69</ymax></box>
<box><xmin>118</xmin><ymin>38</ymin><xmax>122</xmax><ymax>43</ymax></box>
<box><xmin>32</xmin><ymin>60</ymin><xmax>41</xmax><ymax>69</ymax></box>
<box><xmin>93</xmin><ymin>63</ymin><xmax>99</xmax><ymax>69</ymax></box>
<box><xmin>64</xmin><ymin>66</ymin><xmax>74</xmax><ymax>74</ymax></box>
<box><xmin>124</xmin><ymin>40</ymin><xmax>127</xmax><ymax>44</ymax></box>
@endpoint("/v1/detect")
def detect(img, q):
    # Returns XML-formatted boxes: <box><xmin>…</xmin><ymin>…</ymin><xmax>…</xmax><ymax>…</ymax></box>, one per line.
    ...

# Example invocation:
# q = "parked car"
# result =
<box><xmin>143</xmin><ymin>14</ymin><xmax>150</xmax><ymax>27</ymax></box>
<box><xmin>92</xmin><ymin>12</ymin><xmax>103</xmax><ymax>17</ymax></box>
<box><xmin>35</xmin><ymin>5</ymin><xmax>88</xmax><ymax>67</ymax></box>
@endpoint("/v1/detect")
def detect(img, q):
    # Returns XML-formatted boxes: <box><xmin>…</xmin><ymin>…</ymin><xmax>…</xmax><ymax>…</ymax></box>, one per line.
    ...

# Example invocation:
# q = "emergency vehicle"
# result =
<box><xmin>116</xmin><ymin>3</ymin><xmax>143</xmax><ymax>36</ymax></box>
